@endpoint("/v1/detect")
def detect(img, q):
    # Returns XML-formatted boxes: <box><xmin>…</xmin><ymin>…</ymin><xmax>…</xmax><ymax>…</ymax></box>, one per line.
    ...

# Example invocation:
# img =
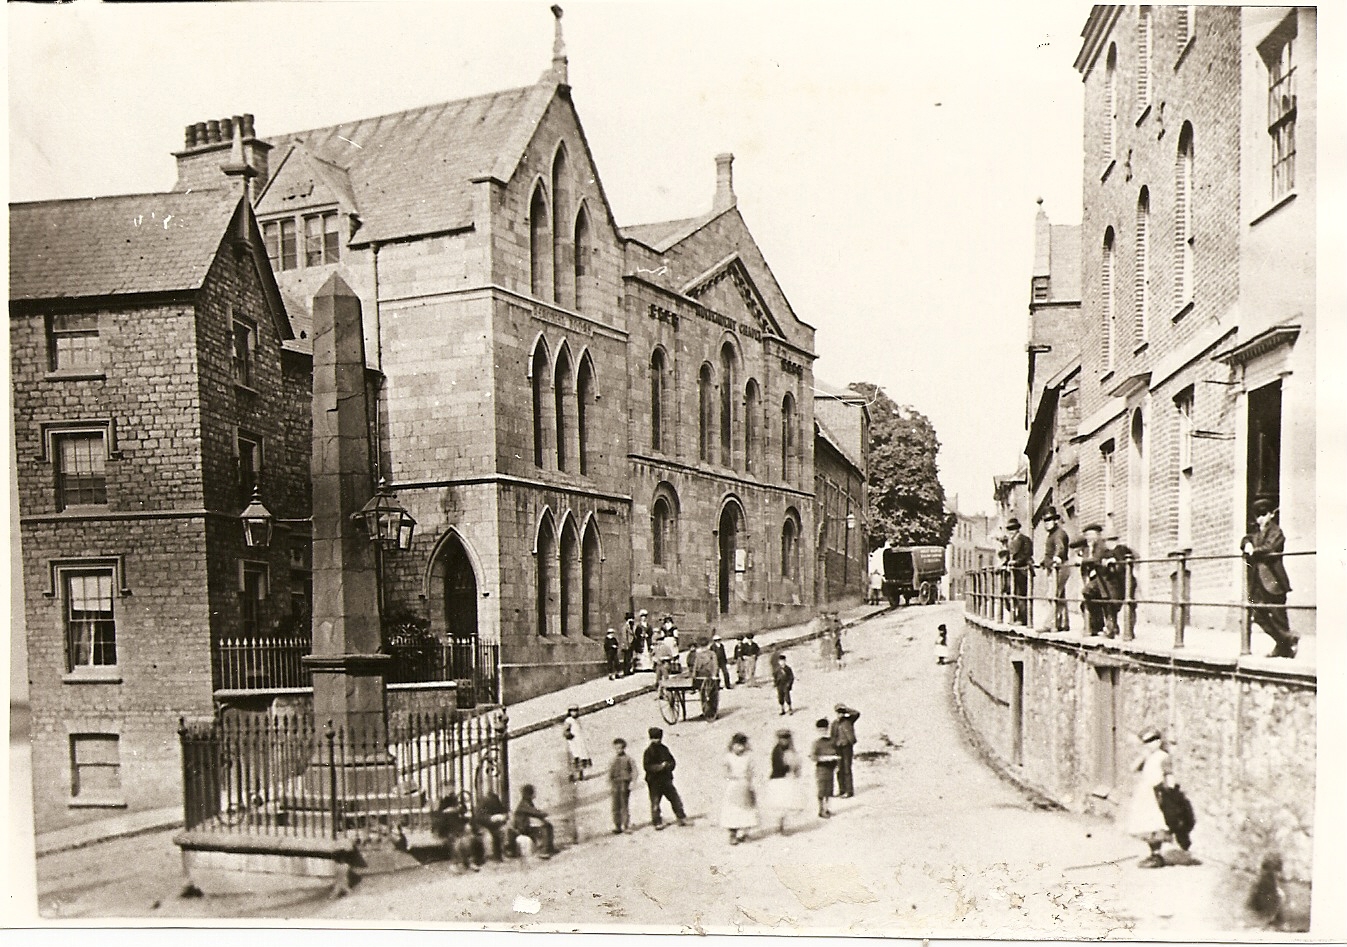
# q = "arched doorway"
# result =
<box><xmin>1128</xmin><ymin>407</ymin><xmax>1148</xmax><ymax>555</ymax></box>
<box><xmin>717</xmin><ymin>502</ymin><xmax>743</xmax><ymax>615</ymax></box>
<box><xmin>439</xmin><ymin>534</ymin><xmax>478</xmax><ymax>680</ymax></box>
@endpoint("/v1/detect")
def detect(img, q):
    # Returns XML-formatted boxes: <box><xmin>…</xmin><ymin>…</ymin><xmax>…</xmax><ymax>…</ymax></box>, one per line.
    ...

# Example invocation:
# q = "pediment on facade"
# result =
<box><xmin>681</xmin><ymin>253</ymin><xmax>785</xmax><ymax>340</ymax></box>
<box><xmin>255</xmin><ymin>144</ymin><xmax>357</xmax><ymax>217</ymax></box>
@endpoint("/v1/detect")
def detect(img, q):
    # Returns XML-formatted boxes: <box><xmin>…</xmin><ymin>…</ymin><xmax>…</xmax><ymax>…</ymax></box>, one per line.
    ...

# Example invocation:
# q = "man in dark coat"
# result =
<box><xmin>642</xmin><ymin>727</ymin><xmax>687</xmax><ymax>829</ymax></box>
<box><xmin>1039</xmin><ymin>507</ymin><xmax>1072</xmax><ymax>632</ymax></box>
<box><xmin>830</xmin><ymin>704</ymin><xmax>861</xmax><ymax>798</ymax></box>
<box><xmin>1077</xmin><ymin>524</ymin><xmax>1119</xmax><ymax>637</ymax></box>
<box><xmin>1242</xmin><ymin>498</ymin><xmax>1297</xmax><ymax>657</ymax></box>
<box><xmin>710</xmin><ymin>634</ymin><xmax>733</xmax><ymax>689</ymax></box>
<box><xmin>1004</xmin><ymin>518</ymin><xmax>1034</xmax><ymax>625</ymax></box>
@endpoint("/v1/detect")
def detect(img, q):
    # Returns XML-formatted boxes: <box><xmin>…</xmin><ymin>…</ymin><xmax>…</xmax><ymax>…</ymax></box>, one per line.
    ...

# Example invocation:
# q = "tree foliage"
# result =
<box><xmin>849</xmin><ymin>382</ymin><xmax>956</xmax><ymax>548</ymax></box>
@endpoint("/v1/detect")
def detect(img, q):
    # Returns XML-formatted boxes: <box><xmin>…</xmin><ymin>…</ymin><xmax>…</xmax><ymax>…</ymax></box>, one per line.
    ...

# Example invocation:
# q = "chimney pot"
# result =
<box><xmin>242</xmin><ymin>114</ymin><xmax>256</xmax><ymax>138</ymax></box>
<box><xmin>193</xmin><ymin>123</ymin><xmax>208</xmax><ymax>147</ymax></box>
<box><xmin>207</xmin><ymin>119</ymin><xmax>221</xmax><ymax>143</ymax></box>
<box><xmin>713</xmin><ymin>152</ymin><xmax>736</xmax><ymax>212</ymax></box>
<box><xmin>185</xmin><ymin>125</ymin><xmax>197</xmax><ymax>148</ymax></box>
<box><xmin>221</xmin><ymin>117</ymin><xmax>234</xmax><ymax>141</ymax></box>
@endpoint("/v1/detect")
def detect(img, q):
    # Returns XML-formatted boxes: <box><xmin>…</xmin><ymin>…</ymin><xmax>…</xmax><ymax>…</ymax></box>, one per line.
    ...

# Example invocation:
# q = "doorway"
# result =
<box><xmin>1247</xmin><ymin>380</ymin><xmax>1282</xmax><ymax>522</ymax></box>
<box><xmin>440</xmin><ymin>534</ymin><xmax>479</xmax><ymax>679</ymax></box>
<box><xmin>717</xmin><ymin>503</ymin><xmax>742</xmax><ymax>616</ymax></box>
<box><xmin>1010</xmin><ymin>660</ymin><xmax>1025</xmax><ymax>766</ymax></box>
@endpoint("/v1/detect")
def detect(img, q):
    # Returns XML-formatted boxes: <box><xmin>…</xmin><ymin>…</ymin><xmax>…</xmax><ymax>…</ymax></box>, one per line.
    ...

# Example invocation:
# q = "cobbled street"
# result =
<box><xmin>33</xmin><ymin>603</ymin><xmax>1255</xmax><ymax>934</ymax></box>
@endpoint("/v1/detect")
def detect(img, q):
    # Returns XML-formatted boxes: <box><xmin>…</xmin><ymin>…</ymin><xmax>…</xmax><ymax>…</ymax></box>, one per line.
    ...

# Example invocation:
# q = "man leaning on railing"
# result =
<box><xmin>1005</xmin><ymin>518</ymin><xmax>1034</xmax><ymax>626</ymax></box>
<box><xmin>1242</xmin><ymin>498</ymin><xmax>1298</xmax><ymax>659</ymax></box>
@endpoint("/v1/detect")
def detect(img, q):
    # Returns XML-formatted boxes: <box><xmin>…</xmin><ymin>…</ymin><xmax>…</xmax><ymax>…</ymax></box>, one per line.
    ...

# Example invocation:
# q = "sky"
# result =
<box><xmin>6</xmin><ymin>0</ymin><xmax>1090</xmax><ymax>515</ymax></box>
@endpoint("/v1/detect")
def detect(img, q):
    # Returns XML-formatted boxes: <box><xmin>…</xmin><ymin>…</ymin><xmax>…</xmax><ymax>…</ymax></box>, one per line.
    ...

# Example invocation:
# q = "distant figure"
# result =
<box><xmin>1247</xmin><ymin>853</ymin><xmax>1287</xmax><ymax>929</ymax></box>
<box><xmin>512</xmin><ymin>784</ymin><xmax>556</xmax><ymax>858</ymax></box>
<box><xmin>1077</xmin><ymin>524</ymin><xmax>1123</xmax><ymax>638</ymax></box>
<box><xmin>1242</xmin><ymin>498</ymin><xmax>1297</xmax><ymax>658</ymax></box>
<box><xmin>772</xmin><ymin>652</ymin><xmax>795</xmax><ymax>715</ymax></box>
<box><xmin>604</xmin><ymin>628</ymin><xmax>622</xmax><ymax>679</ymax></box>
<box><xmin>832</xmin><ymin>614</ymin><xmax>846</xmax><ymax>668</ymax></box>
<box><xmin>1004</xmin><ymin>517</ymin><xmax>1033</xmax><ymax>625</ymax></box>
<box><xmin>562</xmin><ymin>706</ymin><xmax>592</xmax><ymax>782</ymax></box>
<box><xmin>830</xmin><ymin>703</ymin><xmax>860</xmax><ymax>798</ymax></box>
<box><xmin>621</xmin><ymin>612</ymin><xmax>637</xmax><ymax>675</ymax></box>
<box><xmin>711</xmin><ymin>634</ymin><xmax>733</xmax><ymax>689</ymax></box>
<box><xmin>430</xmin><ymin>792</ymin><xmax>479</xmax><ymax>872</ymax></box>
<box><xmin>868</xmin><ymin>560</ymin><xmax>885</xmax><ymax>605</ymax></box>
<box><xmin>472</xmin><ymin>789</ymin><xmax>511</xmax><ymax>861</ymax></box>
<box><xmin>1125</xmin><ymin>727</ymin><xmax>1173</xmax><ymax>868</ymax></box>
<box><xmin>811</xmin><ymin>718</ymin><xmax>840</xmax><ymax>818</ymax></box>
<box><xmin>762</xmin><ymin>729</ymin><xmax>804</xmax><ymax>835</ymax></box>
<box><xmin>720</xmin><ymin>733</ymin><xmax>759</xmax><ymax>845</ymax></box>
<box><xmin>740</xmin><ymin>633</ymin><xmax>761</xmax><ymax>684</ymax></box>
<box><xmin>935</xmin><ymin>624</ymin><xmax>950</xmax><ymax>665</ymax></box>
<box><xmin>608</xmin><ymin>738</ymin><xmax>635</xmax><ymax>834</ymax></box>
<box><xmin>1039</xmin><ymin>507</ymin><xmax>1072</xmax><ymax>632</ymax></box>
<box><xmin>733</xmin><ymin>637</ymin><xmax>748</xmax><ymax>684</ymax></box>
<box><xmin>642</xmin><ymin>727</ymin><xmax>688</xmax><ymax>829</ymax></box>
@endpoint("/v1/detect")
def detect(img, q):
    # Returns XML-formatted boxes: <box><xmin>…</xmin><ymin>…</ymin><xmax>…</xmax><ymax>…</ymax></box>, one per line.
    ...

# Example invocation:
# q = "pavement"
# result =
<box><xmin>25</xmin><ymin>601</ymin><xmax>889</xmax><ymax>859</ymax></box>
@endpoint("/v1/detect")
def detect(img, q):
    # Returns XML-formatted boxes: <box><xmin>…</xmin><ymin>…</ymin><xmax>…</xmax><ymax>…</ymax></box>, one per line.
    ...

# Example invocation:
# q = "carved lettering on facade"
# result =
<box><xmin>780</xmin><ymin>358</ymin><xmax>804</xmax><ymax>377</ymax></box>
<box><xmin>647</xmin><ymin>304</ymin><xmax>681</xmax><ymax>329</ymax></box>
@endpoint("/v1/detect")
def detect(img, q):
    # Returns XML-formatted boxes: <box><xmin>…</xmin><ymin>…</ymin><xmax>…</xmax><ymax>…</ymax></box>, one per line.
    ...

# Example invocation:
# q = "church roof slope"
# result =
<box><xmin>264</xmin><ymin>84</ymin><xmax>555</xmax><ymax>246</ymax></box>
<box><xmin>9</xmin><ymin>189</ymin><xmax>240</xmax><ymax>301</ymax></box>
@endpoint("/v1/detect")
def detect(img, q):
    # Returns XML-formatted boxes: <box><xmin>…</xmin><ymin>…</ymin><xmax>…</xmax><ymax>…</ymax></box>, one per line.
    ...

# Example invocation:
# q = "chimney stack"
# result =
<box><xmin>172</xmin><ymin>111</ymin><xmax>271</xmax><ymax>198</ymax></box>
<box><xmin>713</xmin><ymin>153</ymin><xmax>736</xmax><ymax>213</ymax></box>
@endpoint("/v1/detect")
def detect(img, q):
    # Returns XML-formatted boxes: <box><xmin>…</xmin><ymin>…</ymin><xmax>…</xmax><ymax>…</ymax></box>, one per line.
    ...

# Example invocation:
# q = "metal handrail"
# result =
<box><xmin>962</xmin><ymin>548</ymin><xmax>1315</xmax><ymax>656</ymax></box>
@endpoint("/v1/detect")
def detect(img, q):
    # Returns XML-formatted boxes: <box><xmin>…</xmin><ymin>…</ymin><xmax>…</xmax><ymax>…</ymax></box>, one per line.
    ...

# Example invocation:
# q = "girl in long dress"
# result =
<box><xmin>562</xmin><ymin>707</ymin><xmax>592</xmax><ymax>781</ymax></box>
<box><xmin>761</xmin><ymin>730</ymin><xmax>804</xmax><ymax>835</ymax></box>
<box><xmin>720</xmin><ymin>733</ymin><xmax>759</xmax><ymax>844</ymax></box>
<box><xmin>1124</xmin><ymin>726</ymin><xmax>1173</xmax><ymax>867</ymax></box>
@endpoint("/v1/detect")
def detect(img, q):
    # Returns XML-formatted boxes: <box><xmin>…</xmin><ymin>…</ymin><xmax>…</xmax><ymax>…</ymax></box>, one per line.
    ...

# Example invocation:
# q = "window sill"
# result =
<box><xmin>1249</xmin><ymin>191</ymin><xmax>1297</xmax><ymax>227</ymax></box>
<box><xmin>45</xmin><ymin>371</ymin><xmax>106</xmax><ymax>382</ymax></box>
<box><xmin>234</xmin><ymin>383</ymin><xmax>260</xmax><ymax>396</ymax></box>
<box><xmin>52</xmin><ymin>505</ymin><xmax>112</xmax><ymax>517</ymax></box>
<box><xmin>1135</xmin><ymin>104</ymin><xmax>1152</xmax><ymax>127</ymax></box>
<box><xmin>63</xmin><ymin>669</ymin><xmax>123</xmax><ymax>684</ymax></box>
<box><xmin>1100</xmin><ymin>370</ymin><xmax>1116</xmax><ymax>385</ymax></box>
<box><xmin>1100</xmin><ymin>159</ymin><xmax>1117</xmax><ymax>183</ymax></box>
<box><xmin>1132</xmin><ymin>341</ymin><xmax>1150</xmax><ymax>357</ymax></box>
<box><xmin>68</xmin><ymin>798</ymin><xmax>128</xmax><ymax>810</ymax></box>
<box><xmin>1172</xmin><ymin>300</ymin><xmax>1194</xmax><ymax>324</ymax></box>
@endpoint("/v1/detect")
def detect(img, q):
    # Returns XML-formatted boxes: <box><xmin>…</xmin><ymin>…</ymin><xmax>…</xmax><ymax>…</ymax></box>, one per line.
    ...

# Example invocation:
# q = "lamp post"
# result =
<box><xmin>845</xmin><ymin>510</ymin><xmax>856</xmax><ymax>592</ymax></box>
<box><xmin>240</xmin><ymin>486</ymin><xmax>274</xmax><ymax>549</ymax></box>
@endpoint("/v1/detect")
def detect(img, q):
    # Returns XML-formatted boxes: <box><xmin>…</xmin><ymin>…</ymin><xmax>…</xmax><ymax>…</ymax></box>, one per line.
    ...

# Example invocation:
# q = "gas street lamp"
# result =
<box><xmin>353</xmin><ymin>478</ymin><xmax>417</xmax><ymax>552</ymax></box>
<box><xmin>240</xmin><ymin>486</ymin><xmax>274</xmax><ymax>549</ymax></box>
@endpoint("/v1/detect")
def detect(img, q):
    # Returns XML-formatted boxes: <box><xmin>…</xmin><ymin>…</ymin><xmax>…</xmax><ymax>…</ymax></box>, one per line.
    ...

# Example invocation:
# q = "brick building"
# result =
<box><xmin>169</xmin><ymin>22</ymin><xmax>818</xmax><ymax>697</ymax></box>
<box><xmin>947</xmin><ymin>503</ymin><xmax>997</xmax><ymax>601</ymax></box>
<box><xmin>812</xmin><ymin>381</ymin><xmax>870</xmax><ymax>605</ymax></box>
<box><xmin>9</xmin><ymin>184</ymin><xmax>308</xmax><ymax>831</ymax></box>
<box><xmin>1071</xmin><ymin>5</ymin><xmax>1317</xmax><ymax>636</ymax></box>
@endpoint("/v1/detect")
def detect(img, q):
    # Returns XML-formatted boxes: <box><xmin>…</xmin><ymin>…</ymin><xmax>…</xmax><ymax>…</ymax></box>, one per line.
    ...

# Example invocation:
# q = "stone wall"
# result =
<box><xmin>957</xmin><ymin>612</ymin><xmax>1316</xmax><ymax>881</ymax></box>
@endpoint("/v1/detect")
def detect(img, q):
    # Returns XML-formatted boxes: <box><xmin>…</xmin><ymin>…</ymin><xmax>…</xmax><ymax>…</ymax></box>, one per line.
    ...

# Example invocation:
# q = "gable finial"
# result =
<box><xmin>548</xmin><ymin>5</ymin><xmax>569</xmax><ymax>85</ymax></box>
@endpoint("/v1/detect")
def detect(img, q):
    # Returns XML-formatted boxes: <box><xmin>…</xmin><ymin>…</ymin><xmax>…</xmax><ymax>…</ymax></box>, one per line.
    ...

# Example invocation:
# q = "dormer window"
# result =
<box><xmin>263</xmin><ymin>219</ymin><xmax>298</xmax><ymax>271</ymax></box>
<box><xmin>304</xmin><ymin>211</ymin><xmax>341</xmax><ymax>266</ymax></box>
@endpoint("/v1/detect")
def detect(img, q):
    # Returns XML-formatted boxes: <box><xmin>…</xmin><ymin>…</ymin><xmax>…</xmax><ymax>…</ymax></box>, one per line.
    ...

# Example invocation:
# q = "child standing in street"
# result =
<box><xmin>772</xmin><ymin>652</ymin><xmax>795</xmax><ymax>715</ymax></box>
<box><xmin>608</xmin><ymin>738</ymin><xmax>635</xmax><ymax>834</ymax></box>
<box><xmin>562</xmin><ymin>706</ymin><xmax>592</xmax><ymax>781</ymax></box>
<box><xmin>935</xmin><ymin>624</ymin><xmax>950</xmax><ymax>665</ymax></box>
<box><xmin>811</xmin><ymin>718</ymin><xmax>840</xmax><ymax>818</ymax></box>
<box><xmin>604</xmin><ymin>628</ymin><xmax>622</xmax><ymax>679</ymax></box>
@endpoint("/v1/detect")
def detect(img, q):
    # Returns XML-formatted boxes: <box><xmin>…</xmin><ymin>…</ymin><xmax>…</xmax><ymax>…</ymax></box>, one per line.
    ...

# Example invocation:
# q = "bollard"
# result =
<box><xmin>325</xmin><ymin>720</ymin><xmax>339</xmax><ymax>840</ymax></box>
<box><xmin>1239</xmin><ymin>557</ymin><xmax>1253</xmax><ymax>656</ymax></box>
<box><xmin>1120</xmin><ymin>565</ymin><xmax>1135</xmax><ymax>642</ymax></box>
<box><xmin>1169</xmin><ymin>551</ymin><xmax>1190</xmax><ymax>649</ymax></box>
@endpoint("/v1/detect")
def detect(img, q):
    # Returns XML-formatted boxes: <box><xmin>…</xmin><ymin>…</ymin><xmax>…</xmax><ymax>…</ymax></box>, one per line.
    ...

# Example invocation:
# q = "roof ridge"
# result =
<box><xmin>10</xmin><ymin>188</ymin><xmax>234</xmax><ymax>209</ymax></box>
<box><xmin>267</xmin><ymin>83</ymin><xmax>538</xmax><ymax>146</ymax></box>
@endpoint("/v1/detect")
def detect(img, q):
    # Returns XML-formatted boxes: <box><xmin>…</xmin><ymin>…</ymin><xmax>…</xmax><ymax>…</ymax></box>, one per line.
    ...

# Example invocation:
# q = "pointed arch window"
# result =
<box><xmin>576</xmin><ymin>352</ymin><xmax>595</xmax><ymax>476</ymax></box>
<box><xmin>698</xmin><ymin>363</ymin><xmax>716</xmax><ymax>463</ymax></box>
<box><xmin>536</xmin><ymin>512</ymin><xmax>556</xmax><ymax>636</ymax></box>
<box><xmin>529</xmin><ymin>184</ymin><xmax>552</xmax><ymax>300</ymax></box>
<box><xmin>555</xmin><ymin>346</ymin><xmax>574</xmax><ymax>473</ymax></box>
<box><xmin>1174</xmin><ymin>124</ymin><xmax>1194</xmax><ymax>311</ymax></box>
<box><xmin>531</xmin><ymin>340</ymin><xmax>551</xmax><ymax>468</ymax></box>
<box><xmin>780</xmin><ymin>392</ymin><xmax>797</xmax><ymax>482</ymax></box>
<box><xmin>651</xmin><ymin>484</ymin><xmax>680</xmax><ymax>569</ymax></box>
<box><xmin>574</xmin><ymin>204</ymin><xmax>593</xmax><ymax>313</ymax></box>
<box><xmin>581</xmin><ymin>521</ymin><xmax>601</xmax><ymax>637</ymax></box>
<box><xmin>552</xmin><ymin>146</ymin><xmax>574</xmax><ymax>308</ymax></box>
<box><xmin>559</xmin><ymin>517</ymin><xmax>580</xmax><ymax>637</ymax></box>
<box><xmin>781</xmin><ymin>510</ymin><xmax>801</xmax><ymax>580</ymax></box>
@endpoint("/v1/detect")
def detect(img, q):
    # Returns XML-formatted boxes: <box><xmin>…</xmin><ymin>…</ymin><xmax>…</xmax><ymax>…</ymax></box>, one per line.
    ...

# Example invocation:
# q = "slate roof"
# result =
<box><xmin>815</xmin><ymin>417</ymin><xmax>864</xmax><ymax>477</ymax></box>
<box><xmin>9</xmin><ymin>190</ymin><xmax>240</xmax><ymax>301</ymax></box>
<box><xmin>620</xmin><ymin>214</ymin><xmax>713</xmax><ymax>251</ymax></box>
<box><xmin>261</xmin><ymin>84</ymin><xmax>556</xmax><ymax>246</ymax></box>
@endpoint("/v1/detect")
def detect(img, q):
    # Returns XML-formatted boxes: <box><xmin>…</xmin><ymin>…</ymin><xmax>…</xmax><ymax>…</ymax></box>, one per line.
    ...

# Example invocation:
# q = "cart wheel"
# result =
<box><xmin>660</xmin><ymin>689</ymin><xmax>680</xmax><ymax>725</ymax></box>
<box><xmin>919</xmin><ymin>582</ymin><xmax>934</xmax><ymax>605</ymax></box>
<box><xmin>700</xmin><ymin>681</ymin><xmax>720</xmax><ymax>720</ymax></box>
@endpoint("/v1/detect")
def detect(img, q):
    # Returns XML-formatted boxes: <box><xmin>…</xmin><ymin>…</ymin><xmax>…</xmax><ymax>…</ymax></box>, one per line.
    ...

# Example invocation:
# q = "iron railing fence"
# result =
<box><xmin>179</xmin><ymin>706</ymin><xmax>509</xmax><ymax>845</ymax></box>
<box><xmin>212</xmin><ymin>637</ymin><xmax>501</xmax><ymax>704</ymax></box>
<box><xmin>963</xmin><ymin>549</ymin><xmax>1315</xmax><ymax>655</ymax></box>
